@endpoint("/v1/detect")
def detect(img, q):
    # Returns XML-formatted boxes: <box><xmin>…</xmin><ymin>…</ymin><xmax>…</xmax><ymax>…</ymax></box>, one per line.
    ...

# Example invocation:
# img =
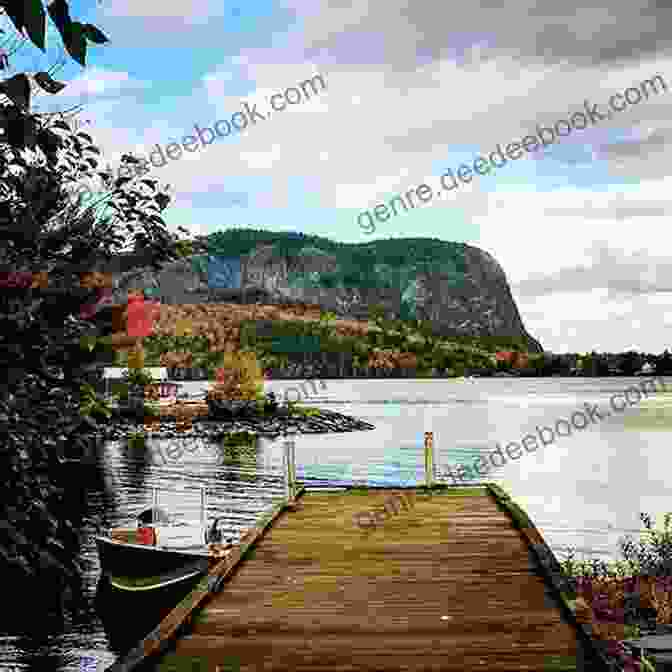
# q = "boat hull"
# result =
<box><xmin>95</xmin><ymin>571</ymin><xmax>206</xmax><ymax>655</ymax></box>
<box><xmin>95</xmin><ymin>536</ymin><xmax>210</xmax><ymax>593</ymax></box>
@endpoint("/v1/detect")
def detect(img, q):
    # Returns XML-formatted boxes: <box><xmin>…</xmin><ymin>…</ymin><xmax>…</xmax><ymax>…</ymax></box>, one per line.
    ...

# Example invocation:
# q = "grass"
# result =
<box><xmin>486</xmin><ymin>484</ymin><xmax>537</xmax><ymax>529</ymax></box>
<box><xmin>540</xmin><ymin>655</ymin><xmax>577</xmax><ymax>671</ymax></box>
<box><xmin>287</xmin><ymin>404</ymin><xmax>322</xmax><ymax>417</ymax></box>
<box><xmin>220</xmin><ymin>432</ymin><xmax>257</xmax><ymax>448</ymax></box>
<box><xmin>345</xmin><ymin>485</ymin><xmax>488</xmax><ymax>498</ymax></box>
<box><xmin>559</xmin><ymin>557</ymin><xmax>642</xmax><ymax>578</ymax></box>
<box><xmin>622</xmin><ymin>407</ymin><xmax>672</xmax><ymax>430</ymax></box>
<box><xmin>433</xmin><ymin>486</ymin><xmax>488</xmax><ymax>496</ymax></box>
<box><xmin>620</xmin><ymin>393</ymin><xmax>672</xmax><ymax>430</ymax></box>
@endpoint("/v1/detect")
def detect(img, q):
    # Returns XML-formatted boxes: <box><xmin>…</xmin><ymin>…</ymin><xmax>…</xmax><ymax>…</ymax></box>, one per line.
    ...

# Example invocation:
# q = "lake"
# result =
<box><xmin>1</xmin><ymin>376</ymin><xmax>668</xmax><ymax>670</ymax></box>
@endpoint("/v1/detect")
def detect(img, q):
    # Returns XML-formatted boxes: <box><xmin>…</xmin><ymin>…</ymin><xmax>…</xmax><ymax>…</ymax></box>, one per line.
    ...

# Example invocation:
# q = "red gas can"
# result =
<box><xmin>127</xmin><ymin>293</ymin><xmax>153</xmax><ymax>337</ymax></box>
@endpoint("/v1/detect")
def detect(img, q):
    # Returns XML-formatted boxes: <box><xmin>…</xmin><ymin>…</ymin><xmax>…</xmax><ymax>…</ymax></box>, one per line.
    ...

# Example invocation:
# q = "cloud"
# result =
<box><xmin>26</xmin><ymin>0</ymin><xmax>672</xmax><ymax>351</ymax></box>
<box><xmin>278</xmin><ymin>0</ymin><xmax>672</xmax><ymax>69</ymax></box>
<box><xmin>516</xmin><ymin>289</ymin><xmax>672</xmax><ymax>353</ymax></box>
<box><xmin>46</xmin><ymin>68</ymin><xmax>150</xmax><ymax>101</ymax></box>
<box><xmin>513</xmin><ymin>243</ymin><xmax>672</xmax><ymax>297</ymax></box>
<box><xmin>98</xmin><ymin>0</ymin><xmax>231</xmax><ymax>24</ymax></box>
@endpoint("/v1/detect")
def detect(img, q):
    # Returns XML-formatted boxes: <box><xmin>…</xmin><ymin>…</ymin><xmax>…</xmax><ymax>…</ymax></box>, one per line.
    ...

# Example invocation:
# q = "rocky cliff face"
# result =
<box><xmin>107</xmin><ymin>239</ymin><xmax>542</xmax><ymax>352</ymax></box>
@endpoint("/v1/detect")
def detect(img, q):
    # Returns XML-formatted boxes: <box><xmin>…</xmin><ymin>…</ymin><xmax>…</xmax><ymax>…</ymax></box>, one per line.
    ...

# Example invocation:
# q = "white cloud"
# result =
<box><xmin>52</xmin><ymin>68</ymin><xmax>149</xmax><ymax>101</ymax></box>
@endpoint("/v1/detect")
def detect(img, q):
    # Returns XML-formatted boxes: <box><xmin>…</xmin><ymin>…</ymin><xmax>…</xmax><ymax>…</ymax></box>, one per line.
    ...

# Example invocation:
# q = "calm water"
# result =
<box><xmin>1</xmin><ymin>377</ymin><xmax>668</xmax><ymax>670</ymax></box>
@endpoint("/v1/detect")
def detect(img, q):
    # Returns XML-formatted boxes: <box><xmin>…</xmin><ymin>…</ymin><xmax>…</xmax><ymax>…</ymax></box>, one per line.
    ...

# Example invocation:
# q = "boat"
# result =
<box><xmin>95</xmin><ymin>487</ymin><xmax>233</xmax><ymax>595</ymax></box>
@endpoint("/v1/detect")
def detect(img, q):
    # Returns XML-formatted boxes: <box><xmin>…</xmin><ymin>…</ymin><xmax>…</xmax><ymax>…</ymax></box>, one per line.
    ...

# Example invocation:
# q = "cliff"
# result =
<box><xmin>106</xmin><ymin>231</ymin><xmax>542</xmax><ymax>353</ymax></box>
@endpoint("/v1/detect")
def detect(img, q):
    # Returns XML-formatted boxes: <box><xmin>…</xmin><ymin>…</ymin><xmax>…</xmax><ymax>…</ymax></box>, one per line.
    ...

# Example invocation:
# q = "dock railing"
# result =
<box><xmin>283</xmin><ymin>431</ymin><xmax>298</xmax><ymax>504</ymax></box>
<box><xmin>424</xmin><ymin>431</ymin><xmax>434</xmax><ymax>488</ymax></box>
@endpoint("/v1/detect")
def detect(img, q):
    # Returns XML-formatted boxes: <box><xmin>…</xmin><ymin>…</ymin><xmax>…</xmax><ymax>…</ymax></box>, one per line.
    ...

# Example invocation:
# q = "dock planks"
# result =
<box><xmin>148</xmin><ymin>486</ymin><xmax>603</xmax><ymax>672</ymax></box>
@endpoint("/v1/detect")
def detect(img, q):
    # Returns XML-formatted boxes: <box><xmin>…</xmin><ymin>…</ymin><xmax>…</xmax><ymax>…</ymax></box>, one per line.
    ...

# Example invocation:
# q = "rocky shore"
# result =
<box><xmin>95</xmin><ymin>404</ymin><xmax>375</xmax><ymax>443</ymax></box>
<box><xmin>164</xmin><ymin>366</ymin><xmax>426</xmax><ymax>380</ymax></box>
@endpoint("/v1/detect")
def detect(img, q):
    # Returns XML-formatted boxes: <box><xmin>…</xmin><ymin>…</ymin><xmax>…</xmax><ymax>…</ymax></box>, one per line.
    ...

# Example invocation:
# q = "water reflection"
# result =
<box><xmin>0</xmin><ymin>424</ymin><xmax>290</xmax><ymax>670</ymax></box>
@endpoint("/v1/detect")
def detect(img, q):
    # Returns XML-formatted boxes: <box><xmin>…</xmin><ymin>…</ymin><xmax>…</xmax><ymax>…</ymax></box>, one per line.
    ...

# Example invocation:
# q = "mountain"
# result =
<box><xmin>107</xmin><ymin>230</ymin><xmax>542</xmax><ymax>352</ymax></box>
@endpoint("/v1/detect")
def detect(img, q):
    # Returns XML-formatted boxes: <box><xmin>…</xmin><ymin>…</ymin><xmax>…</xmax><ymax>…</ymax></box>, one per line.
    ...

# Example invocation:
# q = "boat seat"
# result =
<box><xmin>153</xmin><ymin>525</ymin><xmax>206</xmax><ymax>549</ymax></box>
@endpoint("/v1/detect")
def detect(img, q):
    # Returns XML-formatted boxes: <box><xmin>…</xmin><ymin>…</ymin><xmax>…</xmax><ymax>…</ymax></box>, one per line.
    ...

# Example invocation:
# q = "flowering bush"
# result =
<box><xmin>619</xmin><ymin>512</ymin><xmax>672</xmax><ymax>577</ymax></box>
<box><xmin>207</xmin><ymin>350</ymin><xmax>264</xmax><ymax>401</ymax></box>
<box><xmin>560</xmin><ymin>532</ymin><xmax>672</xmax><ymax>672</ymax></box>
<box><xmin>0</xmin><ymin>271</ymin><xmax>33</xmax><ymax>288</ymax></box>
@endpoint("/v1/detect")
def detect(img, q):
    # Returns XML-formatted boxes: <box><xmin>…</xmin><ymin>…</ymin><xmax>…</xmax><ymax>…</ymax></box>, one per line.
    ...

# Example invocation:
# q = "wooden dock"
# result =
<box><xmin>103</xmin><ymin>434</ymin><xmax>610</xmax><ymax>672</ymax></box>
<box><xmin>107</xmin><ymin>484</ymin><xmax>610</xmax><ymax>672</ymax></box>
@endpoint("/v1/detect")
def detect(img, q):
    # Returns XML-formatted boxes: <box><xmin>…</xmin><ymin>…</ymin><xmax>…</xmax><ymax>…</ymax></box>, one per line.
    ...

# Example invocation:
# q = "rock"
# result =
<box><xmin>100</xmin><ymin>235</ymin><xmax>542</xmax><ymax>351</ymax></box>
<box><xmin>98</xmin><ymin>402</ymin><xmax>375</xmax><ymax>442</ymax></box>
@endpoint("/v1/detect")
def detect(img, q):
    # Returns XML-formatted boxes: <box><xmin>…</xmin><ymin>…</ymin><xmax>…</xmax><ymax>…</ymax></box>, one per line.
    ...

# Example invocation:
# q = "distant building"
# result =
<box><xmin>638</xmin><ymin>361</ymin><xmax>656</xmax><ymax>376</ymax></box>
<box><xmin>495</xmin><ymin>351</ymin><xmax>528</xmax><ymax>369</ymax></box>
<box><xmin>515</xmin><ymin>352</ymin><xmax>529</xmax><ymax>368</ymax></box>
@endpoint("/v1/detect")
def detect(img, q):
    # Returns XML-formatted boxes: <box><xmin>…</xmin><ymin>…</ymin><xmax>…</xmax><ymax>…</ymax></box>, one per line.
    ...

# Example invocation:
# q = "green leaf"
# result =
<box><xmin>23</xmin><ymin>0</ymin><xmax>47</xmax><ymax>51</ymax></box>
<box><xmin>113</xmin><ymin>176</ymin><xmax>133</xmax><ymax>189</ymax></box>
<box><xmin>82</xmin><ymin>23</ymin><xmax>108</xmax><ymax>44</ymax></box>
<box><xmin>61</xmin><ymin>21</ymin><xmax>87</xmax><ymax>67</ymax></box>
<box><xmin>34</xmin><ymin>71</ymin><xmax>66</xmax><ymax>94</ymax></box>
<box><xmin>50</xmin><ymin>120</ymin><xmax>71</xmax><ymax>132</ymax></box>
<box><xmin>46</xmin><ymin>0</ymin><xmax>71</xmax><ymax>35</ymax></box>
<box><xmin>1</xmin><ymin>0</ymin><xmax>26</xmax><ymax>37</ymax></box>
<box><xmin>0</xmin><ymin>74</ymin><xmax>31</xmax><ymax>111</ymax></box>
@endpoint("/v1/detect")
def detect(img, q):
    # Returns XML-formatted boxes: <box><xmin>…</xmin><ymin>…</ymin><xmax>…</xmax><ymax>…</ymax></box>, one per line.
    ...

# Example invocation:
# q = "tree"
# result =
<box><xmin>620</xmin><ymin>351</ymin><xmax>641</xmax><ymax>376</ymax></box>
<box><xmin>1</xmin><ymin>0</ymin><xmax>109</xmax><ymax>65</ymax></box>
<box><xmin>0</xmin><ymin>0</ymin><xmax>109</xmax><ymax>115</ymax></box>
<box><xmin>0</xmin><ymin>0</ymin><xmax>191</xmax><ymax>627</ymax></box>
<box><xmin>368</xmin><ymin>303</ymin><xmax>385</xmax><ymax>325</ymax></box>
<box><xmin>209</xmin><ymin>350</ymin><xmax>264</xmax><ymax>401</ymax></box>
<box><xmin>173</xmin><ymin>237</ymin><xmax>194</xmax><ymax>258</ymax></box>
<box><xmin>658</xmin><ymin>349</ymin><xmax>672</xmax><ymax>375</ymax></box>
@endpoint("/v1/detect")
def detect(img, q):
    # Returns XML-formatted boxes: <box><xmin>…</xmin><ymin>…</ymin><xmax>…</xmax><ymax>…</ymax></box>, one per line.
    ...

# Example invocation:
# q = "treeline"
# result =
<box><xmin>517</xmin><ymin>351</ymin><xmax>672</xmax><ymax>377</ymax></box>
<box><xmin>189</xmin><ymin>229</ymin><xmax>469</xmax><ymax>291</ymax></box>
<box><xmin>127</xmin><ymin>308</ymin><xmax>524</xmax><ymax>378</ymax></box>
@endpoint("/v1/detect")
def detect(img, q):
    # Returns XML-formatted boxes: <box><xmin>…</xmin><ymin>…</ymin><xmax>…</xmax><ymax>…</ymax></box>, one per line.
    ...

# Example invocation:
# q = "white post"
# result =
<box><xmin>424</xmin><ymin>431</ymin><xmax>434</xmax><ymax>488</ymax></box>
<box><xmin>290</xmin><ymin>440</ymin><xmax>296</xmax><ymax>494</ymax></box>
<box><xmin>283</xmin><ymin>440</ymin><xmax>290</xmax><ymax>501</ymax></box>
<box><xmin>283</xmin><ymin>438</ymin><xmax>296</xmax><ymax>503</ymax></box>
<box><xmin>152</xmin><ymin>487</ymin><xmax>158</xmax><ymax>524</ymax></box>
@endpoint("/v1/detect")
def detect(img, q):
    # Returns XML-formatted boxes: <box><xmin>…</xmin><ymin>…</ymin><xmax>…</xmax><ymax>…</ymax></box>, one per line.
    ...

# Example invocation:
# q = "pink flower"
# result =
<box><xmin>0</xmin><ymin>271</ymin><xmax>33</xmax><ymax>288</ymax></box>
<box><xmin>79</xmin><ymin>287</ymin><xmax>114</xmax><ymax>320</ymax></box>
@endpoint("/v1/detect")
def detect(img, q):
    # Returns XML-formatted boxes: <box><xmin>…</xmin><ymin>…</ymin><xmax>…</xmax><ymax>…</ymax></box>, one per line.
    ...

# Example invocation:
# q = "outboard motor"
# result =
<box><xmin>206</xmin><ymin>517</ymin><xmax>224</xmax><ymax>543</ymax></box>
<box><xmin>137</xmin><ymin>507</ymin><xmax>170</xmax><ymax>526</ymax></box>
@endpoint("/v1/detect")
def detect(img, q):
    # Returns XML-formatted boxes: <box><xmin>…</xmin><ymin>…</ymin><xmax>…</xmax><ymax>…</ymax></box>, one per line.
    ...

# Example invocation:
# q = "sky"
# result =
<box><xmin>7</xmin><ymin>0</ymin><xmax>672</xmax><ymax>354</ymax></box>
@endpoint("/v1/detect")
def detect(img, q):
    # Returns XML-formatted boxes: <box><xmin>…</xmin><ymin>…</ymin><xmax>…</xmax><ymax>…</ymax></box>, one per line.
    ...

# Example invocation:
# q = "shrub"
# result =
<box><xmin>121</xmin><ymin>368</ymin><xmax>155</xmax><ymax>387</ymax></box>
<box><xmin>208</xmin><ymin>350</ymin><xmax>264</xmax><ymax>401</ymax></box>
<box><xmin>618</xmin><ymin>512</ymin><xmax>672</xmax><ymax>577</ymax></box>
